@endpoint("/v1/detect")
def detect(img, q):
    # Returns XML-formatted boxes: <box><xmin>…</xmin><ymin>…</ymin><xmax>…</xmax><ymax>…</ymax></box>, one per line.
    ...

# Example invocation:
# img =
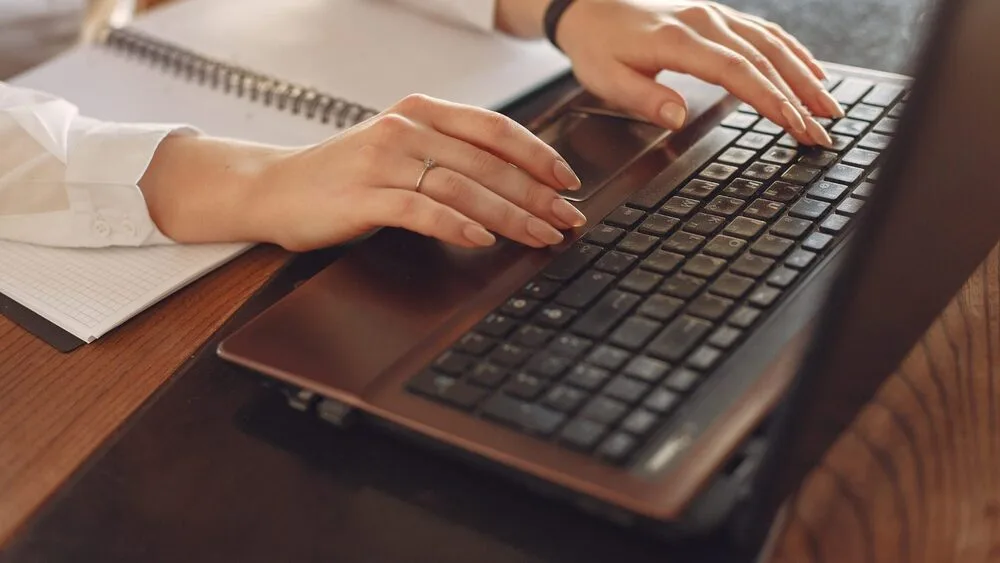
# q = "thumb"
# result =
<box><xmin>585</xmin><ymin>63</ymin><xmax>689</xmax><ymax>130</ymax></box>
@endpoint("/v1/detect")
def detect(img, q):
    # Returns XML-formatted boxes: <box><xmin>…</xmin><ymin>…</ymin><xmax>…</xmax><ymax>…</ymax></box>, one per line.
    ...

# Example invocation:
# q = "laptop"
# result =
<box><xmin>217</xmin><ymin>0</ymin><xmax>1000</xmax><ymax>556</ymax></box>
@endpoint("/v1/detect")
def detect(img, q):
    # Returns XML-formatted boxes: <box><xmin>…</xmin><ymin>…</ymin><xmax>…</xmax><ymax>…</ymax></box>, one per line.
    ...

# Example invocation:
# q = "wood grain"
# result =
<box><xmin>0</xmin><ymin>245</ymin><xmax>287</xmax><ymax>546</ymax></box>
<box><xmin>771</xmin><ymin>245</ymin><xmax>1000</xmax><ymax>563</ymax></box>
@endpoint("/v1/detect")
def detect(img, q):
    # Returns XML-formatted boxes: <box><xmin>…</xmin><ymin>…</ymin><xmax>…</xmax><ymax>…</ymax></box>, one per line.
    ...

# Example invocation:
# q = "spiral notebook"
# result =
<box><xmin>0</xmin><ymin>0</ymin><xmax>571</xmax><ymax>349</ymax></box>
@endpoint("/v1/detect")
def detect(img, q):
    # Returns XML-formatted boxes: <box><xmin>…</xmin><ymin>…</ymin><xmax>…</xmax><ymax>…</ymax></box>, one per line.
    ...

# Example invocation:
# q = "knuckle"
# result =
<box><xmin>469</xmin><ymin>148</ymin><xmax>500</xmax><ymax>177</ymax></box>
<box><xmin>677</xmin><ymin>4</ymin><xmax>714</xmax><ymax>24</ymax></box>
<box><xmin>481</xmin><ymin>112</ymin><xmax>515</xmax><ymax>142</ymax></box>
<box><xmin>720</xmin><ymin>52</ymin><xmax>752</xmax><ymax>76</ymax></box>
<box><xmin>371</xmin><ymin>113</ymin><xmax>412</xmax><ymax>144</ymax></box>
<box><xmin>394</xmin><ymin>93</ymin><xmax>433</xmax><ymax>114</ymax></box>
<box><xmin>439</xmin><ymin>170</ymin><xmax>470</xmax><ymax>203</ymax></box>
<box><xmin>393</xmin><ymin>192</ymin><xmax>420</xmax><ymax>220</ymax></box>
<box><xmin>655</xmin><ymin>22</ymin><xmax>695</xmax><ymax>46</ymax></box>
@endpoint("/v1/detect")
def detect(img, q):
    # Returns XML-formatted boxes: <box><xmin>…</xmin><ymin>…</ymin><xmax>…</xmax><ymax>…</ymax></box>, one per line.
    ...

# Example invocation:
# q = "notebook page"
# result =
<box><xmin>129</xmin><ymin>0</ymin><xmax>572</xmax><ymax>112</ymax></box>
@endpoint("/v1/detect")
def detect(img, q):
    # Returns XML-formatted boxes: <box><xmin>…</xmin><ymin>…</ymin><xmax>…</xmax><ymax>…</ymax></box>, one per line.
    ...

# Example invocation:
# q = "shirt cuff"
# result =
<box><xmin>65</xmin><ymin>119</ymin><xmax>199</xmax><ymax>247</ymax></box>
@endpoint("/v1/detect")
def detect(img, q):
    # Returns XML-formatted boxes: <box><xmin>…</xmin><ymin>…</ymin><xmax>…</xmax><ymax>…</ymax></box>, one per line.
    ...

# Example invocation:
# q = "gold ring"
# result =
<box><xmin>415</xmin><ymin>157</ymin><xmax>436</xmax><ymax>192</ymax></box>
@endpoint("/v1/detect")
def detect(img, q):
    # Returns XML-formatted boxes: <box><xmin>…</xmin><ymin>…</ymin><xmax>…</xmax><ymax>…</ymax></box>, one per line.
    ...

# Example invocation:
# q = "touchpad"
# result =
<box><xmin>536</xmin><ymin>112</ymin><xmax>667</xmax><ymax>202</ymax></box>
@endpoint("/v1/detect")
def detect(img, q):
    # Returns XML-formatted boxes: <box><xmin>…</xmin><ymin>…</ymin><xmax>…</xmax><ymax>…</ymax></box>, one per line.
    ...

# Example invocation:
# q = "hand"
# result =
<box><xmin>552</xmin><ymin>0</ymin><xmax>844</xmax><ymax>146</ymax></box>
<box><xmin>144</xmin><ymin>94</ymin><xmax>586</xmax><ymax>252</ymax></box>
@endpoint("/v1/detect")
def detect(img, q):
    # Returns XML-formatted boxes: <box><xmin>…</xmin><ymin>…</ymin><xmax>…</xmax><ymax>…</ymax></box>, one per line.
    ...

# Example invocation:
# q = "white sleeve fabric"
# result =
<box><xmin>389</xmin><ymin>0</ymin><xmax>497</xmax><ymax>32</ymax></box>
<box><xmin>0</xmin><ymin>82</ymin><xmax>197</xmax><ymax>248</ymax></box>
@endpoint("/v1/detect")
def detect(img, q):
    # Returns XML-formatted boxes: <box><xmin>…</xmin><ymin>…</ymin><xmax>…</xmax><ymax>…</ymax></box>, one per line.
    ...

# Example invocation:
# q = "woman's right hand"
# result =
<box><xmin>244</xmin><ymin>94</ymin><xmax>587</xmax><ymax>252</ymax></box>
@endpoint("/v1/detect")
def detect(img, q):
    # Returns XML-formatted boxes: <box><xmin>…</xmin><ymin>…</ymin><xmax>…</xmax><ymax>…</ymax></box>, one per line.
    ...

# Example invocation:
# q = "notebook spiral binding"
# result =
<box><xmin>99</xmin><ymin>27</ymin><xmax>380</xmax><ymax>129</ymax></box>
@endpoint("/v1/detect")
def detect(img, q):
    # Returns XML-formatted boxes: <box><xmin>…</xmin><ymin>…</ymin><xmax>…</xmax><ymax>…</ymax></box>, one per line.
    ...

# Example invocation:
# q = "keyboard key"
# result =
<box><xmin>797</xmin><ymin>149</ymin><xmax>839</xmax><ymax>168</ymax></box>
<box><xmin>888</xmin><ymin>102</ymin><xmax>906</xmax><ymax>118</ymax></box>
<box><xmin>704</xmin><ymin>196</ymin><xmax>745</xmax><ymax>217</ymax></box>
<box><xmin>853</xmin><ymin>182</ymin><xmax>875</xmax><ymax>199</ymax></box>
<box><xmin>478</xmin><ymin>314</ymin><xmax>518</xmax><ymax>337</ymax></box>
<box><xmin>684</xmin><ymin>212</ymin><xmax>726</xmax><ymax>236</ymax></box>
<box><xmin>663</xmin><ymin>232</ymin><xmax>705</xmax><ymax>255</ymax></box>
<box><xmin>664</xmin><ymin>367</ymin><xmax>702</xmax><ymax>393</ymax></box>
<box><xmin>781</xmin><ymin>164</ymin><xmax>821</xmax><ymax>184</ymax></box>
<box><xmin>544</xmin><ymin>385</ymin><xmax>589</xmax><ymax>413</ymax></box>
<box><xmin>595</xmin><ymin>251</ymin><xmax>637</xmax><ymax>275</ymax></box>
<box><xmin>501</xmin><ymin>297</ymin><xmax>541</xmax><ymax>318</ymax></box>
<box><xmin>771</xmin><ymin>215</ymin><xmax>812</xmax><ymax>239</ymax></box>
<box><xmin>786</xmin><ymin>249</ymin><xmax>817</xmax><ymax>269</ymax></box>
<box><xmin>717</xmin><ymin>147</ymin><xmax>757</xmax><ymax>165</ymax></box>
<box><xmin>504</xmin><ymin>372</ymin><xmax>547</xmax><ymax>400</ymax></box>
<box><xmin>580</xmin><ymin>396</ymin><xmax>629</xmax><ymax>425</ymax></box>
<box><xmin>703</xmin><ymin>235</ymin><xmax>747</xmax><ymax>259</ymax></box>
<box><xmin>837</xmin><ymin>197</ymin><xmax>865</xmax><ymax>215</ymax></box>
<box><xmin>660</xmin><ymin>274</ymin><xmax>705</xmax><ymax>299</ymax></box>
<box><xmin>661</xmin><ymin>196</ymin><xmax>700</xmax><ymax>218</ymax></box>
<box><xmin>847</xmin><ymin>103</ymin><xmax>883</xmax><ymax>122</ymax></box>
<box><xmin>709</xmin><ymin>326</ymin><xmax>743</xmax><ymax>349</ymax></box>
<box><xmin>456</xmin><ymin>332</ymin><xmax>496</xmax><ymax>356</ymax></box>
<box><xmin>722</xmin><ymin>178</ymin><xmax>763</xmax><ymax>199</ymax></box>
<box><xmin>543</xmin><ymin>242</ymin><xmax>600</xmax><ymax>281</ymax></box>
<box><xmin>618</xmin><ymin>232</ymin><xmax>660</xmax><ymax>255</ymax></box>
<box><xmin>556</xmin><ymin>270</ymin><xmax>615</xmax><ymax>308</ymax></box>
<box><xmin>862</xmin><ymin>83</ymin><xmax>905</xmax><ymax>106</ymax></box>
<box><xmin>858</xmin><ymin>132</ymin><xmax>892</xmax><ymax>150</ymax></box>
<box><xmin>648</xmin><ymin>315</ymin><xmax>713</xmax><ymax>362</ymax></box>
<box><xmin>743</xmin><ymin>162</ymin><xmax>782</xmax><ymax>181</ymax></box>
<box><xmin>820</xmin><ymin>214</ymin><xmax>851</xmax><ymax>234</ymax></box>
<box><xmin>586</xmin><ymin>345</ymin><xmax>631</xmax><ymax>370</ymax></box>
<box><xmin>751</xmin><ymin>234</ymin><xmax>795</xmax><ymax>258</ymax></box>
<box><xmin>807</xmin><ymin>181</ymin><xmax>849</xmax><ymax>202</ymax></box>
<box><xmin>537</xmin><ymin>305</ymin><xmax>576</xmax><ymax>328</ymax></box>
<box><xmin>638</xmin><ymin>214</ymin><xmax>681</xmax><ymax>237</ymax></box>
<box><xmin>584</xmin><ymin>224</ymin><xmax>625</xmax><ymax>246</ymax></box>
<box><xmin>725</xmin><ymin>216</ymin><xmax>767</xmax><ymax>239</ymax></box>
<box><xmin>830</xmin><ymin>77</ymin><xmax>874</xmax><ymax>105</ymax></box>
<box><xmin>874</xmin><ymin>117</ymin><xmax>898</xmax><ymax>135</ymax></box>
<box><xmin>761</xmin><ymin>181</ymin><xmax>802</xmax><ymax>203</ymax></box>
<box><xmin>700</xmin><ymin>162</ymin><xmax>739</xmax><ymax>181</ymax></box>
<box><xmin>802</xmin><ymin>232</ymin><xmax>834</xmax><ymax>251</ymax></box>
<box><xmin>644</xmin><ymin>387</ymin><xmax>681</xmax><ymax>414</ymax></box>
<box><xmin>620</xmin><ymin>269</ymin><xmax>663</xmax><ymax>294</ymax></box>
<box><xmin>829</xmin><ymin>135</ymin><xmax>853</xmax><ymax>152</ymax></box>
<box><xmin>642</xmin><ymin>250</ymin><xmax>685</xmax><ymax>275</ymax></box>
<box><xmin>560</xmin><ymin>418</ymin><xmax>607</xmax><ymax>451</ymax></box>
<box><xmin>571</xmin><ymin>290</ymin><xmax>641</xmax><ymax>339</ymax></box>
<box><xmin>566</xmin><ymin>364</ymin><xmax>611</xmax><ymax>390</ymax></box>
<box><xmin>710</xmin><ymin>273</ymin><xmax>755</xmax><ymax>299</ymax></box>
<box><xmin>684</xmin><ymin>253</ymin><xmax>727</xmax><ymax>278</ymax></box>
<box><xmin>596</xmin><ymin>432</ymin><xmax>638</xmax><ymax>463</ymax></box>
<box><xmin>604</xmin><ymin>376</ymin><xmax>650</xmax><ymax>403</ymax></box>
<box><xmin>753</xmin><ymin>119</ymin><xmax>785</xmax><ymax>135</ymax></box>
<box><xmin>469</xmin><ymin>363</ymin><xmax>508</xmax><ymax>387</ymax></box>
<box><xmin>512</xmin><ymin>325</ymin><xmax>554</xmax><ymax>348</ymax></box>
<box><xmin>621</xmin><ymin>409</ymin><xmax>660</xmax><ymax>436</ymax></box>
<box><xmin>721</xmin><ymin>112</ymin><xmax>760</xmax><ymax>129</ymax></box>
<box><xmin>737</xmin><ymin>102</ymin><xmax>759</xmax><ymax>114</ymax></box>
<box><xmin>762</xmin><ymin>147</ymin><xmax>797</xmax><ymax>164</ymax></box>
<box><xmin>525</xmin><ymin>352</ymin><xmax>572</xmax><ymax>378</ymax></box>
<box><xmin>744</xmin><ymin>199</ymin><xmax>785</xmax><ymax>221</ymax></box>
<box><xmin>730</xmin><ymin>253</ymin><xmax>775</xmax><ymax>278</ymax></box>
<box><xmin>789</xmin><ymin>198</ymin><xmax>831</xmax><ymax>220</ymax></box>
<box><xmin>624</xmin><ymin>356</ymin><xmax>671</xmax><ymax>383</ymax></box>
<box><xmin>482</xmin><ymin>394</ymin><xmax>565</xmax><ymax>435</ymax></box>
<box><xmin>826</xmin><ymin>164</ymin><xmax>865</xmax><ymax>185</ymax></box>
<box><xmin>604</xmin><ymin>206</ymin><xmax>645</xmax><ymax>228</ymax></box>
<box><xmin>408</xmin><ymin>370</ymin><xmax>458</xmax><ymax>399</ymax></box>
<box><xmin>767</xmin><ymin>266</ymin><xmax>799</xmax><ymax>288</ymax></box>
<box><xmin>728</xmin><ymin>306</ymin><xmax>762</xmax><ymax>328</ymax></box>
<box><xmin>548</xmin><ymin>334</ymin><xmax>593</xmax><ymax>358</ymax></box>
<box><xmin>843</xmin><ymin>148</ymin><xmax>880</xmax><ymax>167</ymax></box>
<box><xmin>522</xmin><ymin>279</ymin><xmax>560</xmax><ymax>300</ymax></box>
<box><xmin>638</xmin><ymin>294</ymin><xmax>685</xmax><ymax>321</ymax></box>
<box><xmin>776</xmin><ymin>133</ymin><xmax>798</xmax><ymax>148</ymax></box>
<box><xmin>831</xmin><ymin>118</ymin><xmax>868</xmax><ymax>137</ymax></box>
<box><xmin>609</xmin><ymin>317</ymin><xmax>662</xmax><ymax>350</ymax></box>
<box><xmin>749</xmin><ymin>285</ymin><xmax>782</xmax><ymax>308</ymax></box>
<box><xmin>491</xmin><ymin>343</ymin><xmax>532</xmax><ymax>367</ymax></box>
<box><xmin>688</xmin><ymin>293</ymin><xmax>734</xmax><ymax>321</ymax></box>
<box><xmin>687</xmin><ymin>345</ymin><xmax>723</xmax><ymax>371</ymax></box>
<box><xmin>736</xmin><ymin>131</ymin><xmax>774</xmax><ymax>150</ymax></box>
<box><xmin>679</xmin><ymin>179</ymin><xmax>720</xmax><ymax>199</ymax></box>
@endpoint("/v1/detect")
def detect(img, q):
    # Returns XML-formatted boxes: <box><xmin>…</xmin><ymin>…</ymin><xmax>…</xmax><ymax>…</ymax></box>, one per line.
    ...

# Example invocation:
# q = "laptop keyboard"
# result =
<box><xmin>405</xmin><ymin>75</ymin><xmax>907</xmax><ymax>465</ymax></box>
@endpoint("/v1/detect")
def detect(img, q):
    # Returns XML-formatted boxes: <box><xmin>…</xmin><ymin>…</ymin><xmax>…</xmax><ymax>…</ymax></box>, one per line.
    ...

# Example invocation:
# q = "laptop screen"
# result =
<box><xmin>741</xmin><ymin>0</ymin><xmax>1000</xmax><ymax>549</ymax></box>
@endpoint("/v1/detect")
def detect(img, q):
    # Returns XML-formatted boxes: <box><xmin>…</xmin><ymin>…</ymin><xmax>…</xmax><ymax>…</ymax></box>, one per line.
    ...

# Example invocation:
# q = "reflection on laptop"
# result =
<box><xmin>218</xmin><ymin>0</ymin><xmax>1000</xmax><ymax>556</ymax></box>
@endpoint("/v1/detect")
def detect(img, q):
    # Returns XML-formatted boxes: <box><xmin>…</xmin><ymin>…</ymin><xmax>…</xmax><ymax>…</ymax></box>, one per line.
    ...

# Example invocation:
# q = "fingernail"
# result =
<box><xmin>659</xmin><ymin>102</ymin><xmax>687</xmax><ymax>130</ymax></box>
<box><xmin>805</xmin><ymin>117</ymin><xmax>834</xmax><ymax>148</ymax></box>
<box><xmin>463</xmin><ymin>224</ymin><xmax>496</xmax><ymax>246</ymax></box>
<box><xmin>553</xmin><ymin>160</ymin><xmax>581</xmax><ymax>191</ymax></box>
<box><xmin>818</xmin><ymin>90</ymin><xmax>845</xmax><ymax>118</ymax></box>
<box><xmin>780</xmin><ymin>101</ymin><xmax>807</xmax><ymax>135</ymax></box>
<box><xmin>527</xmin><ymin>217</ymin><xmax>564</xmax><ymax>246</ymax></box>
<box><xmin>552</xmin><ymin>198</ymin><xmax>587</xmax><ymax>228</ymax></box>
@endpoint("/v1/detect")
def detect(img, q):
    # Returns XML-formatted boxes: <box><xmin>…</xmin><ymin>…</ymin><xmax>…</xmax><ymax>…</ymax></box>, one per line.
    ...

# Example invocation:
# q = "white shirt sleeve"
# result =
<box><xmin>390</xmin><ymin>0</ymin><xmax>497</xmax><ymax>32</ymax></box>
<box><xmin>0</xmin><ymin>82</ymin><xmax>196</xmax><ymax>248</ymax></box>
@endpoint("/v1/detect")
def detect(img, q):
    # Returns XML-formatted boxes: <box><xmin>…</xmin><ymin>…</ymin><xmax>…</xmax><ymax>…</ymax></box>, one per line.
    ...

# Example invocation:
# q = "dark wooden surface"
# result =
<box><xmin>8</xmin><ymin>1</ymin><xmax>996</xmax><ymax>562</ymax></box>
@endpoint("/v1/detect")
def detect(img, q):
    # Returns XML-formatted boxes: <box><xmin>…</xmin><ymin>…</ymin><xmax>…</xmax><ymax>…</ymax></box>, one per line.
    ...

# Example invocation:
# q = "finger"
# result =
<box><xmin>729</xmin><ymin>9</ymin><xmax>828</xmax><ymax>81</ymax></box>
<box><xmin>726</xmin><ymin>18</ymin><xmax>844</xmax><ymax>118</ymax></box>
<box><xmin>391</xmin><ymin>126</ymin><xmax>587</xmax><ymax>231</ymax></box>
<box><xmin>390</xmin><ymin>94</ymin><xmax>582</xmax><ymax>191</ymax></box>
<box><xmin>361</xmin><ymin>188</ymin><xmax>496</xmax><ymax>249</ymax></box>
<box><xmin>579</xmin><ymin>62</ymin><xmax>689</xmax><ymax>130</ymax></box>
